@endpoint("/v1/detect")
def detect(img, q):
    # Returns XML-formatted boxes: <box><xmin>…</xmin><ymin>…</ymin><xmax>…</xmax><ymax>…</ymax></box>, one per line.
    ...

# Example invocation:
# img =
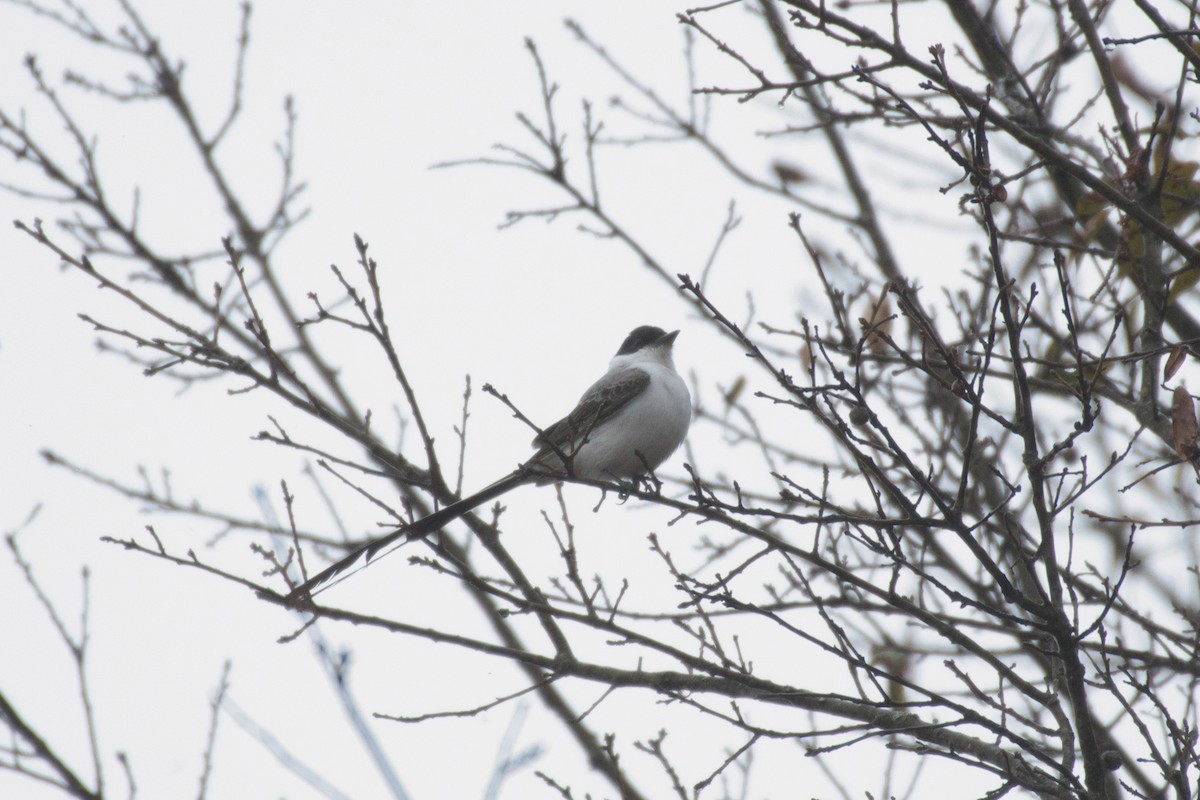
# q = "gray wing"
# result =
<box><xmin>532</xmin><ymin>367</ymin><xmax>650</xmax><ymax>454</ymax></box>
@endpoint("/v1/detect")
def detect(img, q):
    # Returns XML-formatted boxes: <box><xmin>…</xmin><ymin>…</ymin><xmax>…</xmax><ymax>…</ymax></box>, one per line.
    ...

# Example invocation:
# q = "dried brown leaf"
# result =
<box><xmin>1165</xmin><ymin>344</ymin><xmax>1189</xmax><ymax>383</ymax></box>
<box><xmin>1171</xmin><ymin>385</ymin><xmax>1199</xmax><ymax>460</ymax></box>
<box><xmin>864</xmin><ymin>293</ymin><xmax>892</xmax><ymax>355</ymax></box>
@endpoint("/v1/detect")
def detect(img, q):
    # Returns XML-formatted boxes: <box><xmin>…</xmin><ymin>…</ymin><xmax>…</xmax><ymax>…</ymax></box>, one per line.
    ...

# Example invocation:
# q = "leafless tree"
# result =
<box><xmin>4</xmin><ymin>1</ymin><xmax>1200</xmax><ymax>798</ymax></box>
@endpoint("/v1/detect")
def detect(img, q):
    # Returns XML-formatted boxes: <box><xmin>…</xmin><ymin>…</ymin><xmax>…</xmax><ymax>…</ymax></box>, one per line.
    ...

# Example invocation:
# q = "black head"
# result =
<box><xmin>615</xmin><ymin>325</ymin><xmax>678</xmax><ymax>356</ymax></box>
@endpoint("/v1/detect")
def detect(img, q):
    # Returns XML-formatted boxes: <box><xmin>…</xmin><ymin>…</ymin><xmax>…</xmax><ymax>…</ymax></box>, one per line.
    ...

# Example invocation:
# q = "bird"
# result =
<box><xmin>285</xmin><ymin>325</ymin><xmax>692</xmax><ymax>601</ymax></box>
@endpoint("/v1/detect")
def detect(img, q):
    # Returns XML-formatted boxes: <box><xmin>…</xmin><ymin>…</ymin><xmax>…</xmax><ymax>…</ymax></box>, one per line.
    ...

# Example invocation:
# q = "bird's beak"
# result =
<box><xmin>660</xmin><ymin>329</ymin><xmax>680</xmax><ymax>346</ymax></box>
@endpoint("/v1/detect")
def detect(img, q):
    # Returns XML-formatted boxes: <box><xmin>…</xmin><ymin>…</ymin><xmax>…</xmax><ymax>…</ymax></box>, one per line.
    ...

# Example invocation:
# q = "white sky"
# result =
<box><xmin>0</xmin><ymin>4</ymin><xmax>859</xmax><ymax>797</ymax></box>
<box><xmin>2</xmin><ymin>1</ymin><xmax>1186</xmax><ymax>798</ymax></box>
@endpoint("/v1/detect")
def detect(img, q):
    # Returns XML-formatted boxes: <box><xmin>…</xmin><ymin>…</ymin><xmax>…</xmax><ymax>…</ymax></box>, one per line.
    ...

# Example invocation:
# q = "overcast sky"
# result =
<box><xmin>0</xmin><ymin>1</ymin><xmax>1158</xmax><ymax>798</ymax></box>
<box><xmin>0</xmin><ymin>3</ymin><xmax>833</xmax><ymax>797</ymax></box>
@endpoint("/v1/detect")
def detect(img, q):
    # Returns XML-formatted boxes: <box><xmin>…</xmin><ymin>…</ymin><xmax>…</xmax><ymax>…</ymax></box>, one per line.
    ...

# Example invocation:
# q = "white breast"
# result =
<box><xmin>573</xmin><ymin>363</ymin><xmax>692</xmax><ymax>480</ymax></box>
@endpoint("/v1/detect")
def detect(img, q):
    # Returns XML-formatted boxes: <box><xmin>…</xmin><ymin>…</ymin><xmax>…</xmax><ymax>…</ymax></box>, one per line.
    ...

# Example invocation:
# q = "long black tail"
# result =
<box><xmin>285</xmin><ymin>471</ymin><xmax>528</xmax><ymax>601</ymax></box>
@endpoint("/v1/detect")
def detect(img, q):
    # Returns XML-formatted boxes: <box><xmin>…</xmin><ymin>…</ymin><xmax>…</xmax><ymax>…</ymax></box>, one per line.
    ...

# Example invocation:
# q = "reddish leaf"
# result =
<box><xmin>772</xmin><ymin>160</ymin><xmax>809</xmax><ymax>187</ymax></box>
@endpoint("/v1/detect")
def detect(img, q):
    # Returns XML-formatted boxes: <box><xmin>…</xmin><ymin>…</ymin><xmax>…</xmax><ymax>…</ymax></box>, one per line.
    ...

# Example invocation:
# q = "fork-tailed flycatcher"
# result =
<box><xmin>286</xmin><ymin>325</ymin><xmax>691</xmax><ymax>601</ymax></box>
